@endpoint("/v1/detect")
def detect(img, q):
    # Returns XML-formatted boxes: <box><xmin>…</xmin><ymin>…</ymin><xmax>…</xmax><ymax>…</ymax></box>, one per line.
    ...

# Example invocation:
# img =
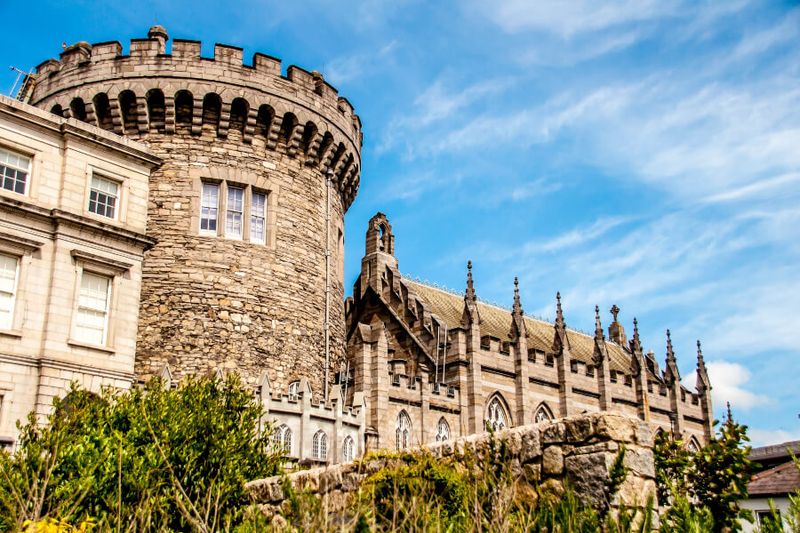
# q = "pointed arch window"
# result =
<box><xmin>287</xmin><ymin>381</ymin><xmax>300</xmax><ymax>401</ymax></box>
<box><xmin>342</xmin><ymin>435</ymin><xmax>355</xmax><ymax>462</ymax></box>
<box><xmin>273</xmin><ymin>424</ymin><xmax>292</xmax><ymax>455</ymax></box>
<box><xmin>486</xmin><ymin>395</ymin><xmax>509</xmax><ymax>432</ymax></box>
<box><xmin>534</xmin><ymin>403</ymin><xmax>554</xmax><ymax>424</ymax></box>
<box><xmin>312</xmin><ymin>430</ymin><xmax>328</xmax><ymax>460</ymax></box>
<box><xmin>435</xmin><ymin>417</ymin><xmax>450</xmax><ymax>442</ymax></box>
<box><xmin>396</xmin><ymin>410</ymin><xmax>412</xmax><ymax>450</ymax></box>
<box><xmin>686</xmin><ymin>437</ymin><xmax>701</xmax><ymax>453</ymax></box>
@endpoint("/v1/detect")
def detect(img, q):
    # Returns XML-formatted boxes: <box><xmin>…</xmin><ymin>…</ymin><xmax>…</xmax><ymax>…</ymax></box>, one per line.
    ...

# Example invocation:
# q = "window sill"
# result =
<box><xmin>67</xmin><ymin>339</ymin><xmax>115</xmax><ymax>355</ymax></box>
<box><xmin>0</xmin><ymin>329</ymin><xmax>22</xmax><ymax>339</ymax></box>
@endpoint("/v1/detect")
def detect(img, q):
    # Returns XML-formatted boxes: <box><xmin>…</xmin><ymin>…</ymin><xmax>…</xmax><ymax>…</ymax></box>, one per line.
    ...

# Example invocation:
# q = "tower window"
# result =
<box><xmin>0</xmin><ymin>148</ymin><xmax>30</xmax><ymax>195</ymax></box>
<box><xmin>200</xmin><ymin>183</ymin><xmax>219</xmax><ymax>233</ymax></box>
<box><xmin>88</xmin><ymin>175</ymin><xmax>119</xmax><ymax>219</ymax></box>
<box><xmin>435</xmin><ymin>417</ymin><xmax>450</xmax><ymax>442</ymax></box>
<box><xmin>251</xmin><ymin>192</ymin><xmax>266</xmax><ymax>244</ymax></box>
<box><xmin>225</xmin><ymin>186</ymin><xmax>244</xmax><ymax>238</ymax></box>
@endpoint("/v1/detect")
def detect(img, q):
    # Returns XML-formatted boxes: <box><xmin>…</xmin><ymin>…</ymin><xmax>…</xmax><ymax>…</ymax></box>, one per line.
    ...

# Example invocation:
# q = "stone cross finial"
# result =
<box><xmin>610</xmin><ymin>304</ymin><xmax>620</xmax><ymax>322</ymax></box>
<box><xmin>465</xmin><ymin>260</ymin><xmax>476</xmax><ymax>303</ymax></box>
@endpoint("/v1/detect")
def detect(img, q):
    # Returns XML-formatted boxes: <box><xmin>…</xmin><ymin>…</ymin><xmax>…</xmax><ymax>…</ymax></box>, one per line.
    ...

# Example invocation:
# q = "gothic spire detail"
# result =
<box><xmin>555</xmin><ymin>292</ymin><xmax>565</xmax><ymax>328</ymax></box>
<box><xmin>631</xmin><ymin>318</ymin><xmax>642</xmax><ymax>353</ymax></box>
<box><xmin>552</xmin><ymin>292</ymin><xmax>571</xmax><ymax>354</ymax></box>
<box><xmin>695</xmin><ymin>339</ymin><xmax>711</xmax><ymax>393</ymax></box>
<box><xmin>594</xmin><ymin>305</ymin><xmax>604</xmax><ymax>341</ymax></box>
<box><xmin>512</xmin><ymin>277</ymin><xmax>522</xmax><ymax>315</ymax></box>
<box><xmin>461</xmin><ymin>260</ymin><xmax>480</xmax><ymax>327</ymax></box>
<box><xmin>465</xmin><ymin>260</ymin><xmax>476</xmax><ymax>303</ymax></box>
<box><xmin>726</xmin><ymin>401</ymin><xmax>733</xmax><ymax>424</ymax></box>
<box><xmin>666</xmin><ymin>329</ymin><xmax>675</xmax><ymax>363</ymax></box>
<box><xmin>664</xmin><ymin>329</ymin><xmax>680</xmax><ymax>385</ymax></box>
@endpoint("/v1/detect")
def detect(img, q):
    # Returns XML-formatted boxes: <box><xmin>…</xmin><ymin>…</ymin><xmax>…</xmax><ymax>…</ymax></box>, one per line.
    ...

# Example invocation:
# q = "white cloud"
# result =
<box><xmin>748</xmin><ymin>428</ymin><xmax>800</xmax><ymax>448</ymax></box>
<box><xmin>523</xmin><ymin>216</ymin><xmax>631</xmax><ymax>253</ymax></box>
<box><xmin>703</xmin><ymin>361</ymin><xmax>769</xmax><ymax>411</ymax></box>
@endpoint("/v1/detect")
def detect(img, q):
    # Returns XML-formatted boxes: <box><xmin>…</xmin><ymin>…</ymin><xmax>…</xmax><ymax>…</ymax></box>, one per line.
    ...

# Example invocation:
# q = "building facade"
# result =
<box><xmin>3</xmin><ymin>27</ymin><xmax>713</xmax><ymax>461</ymax></box>
<box><xmin>344</xmin><ymin>213</ymin><xmax>714</xmax><ymax>453</ymax></box>
<box><xmin>0</xmin><ymin>95</ymin><xmax>158</xmax><ymax>443</ymax></box>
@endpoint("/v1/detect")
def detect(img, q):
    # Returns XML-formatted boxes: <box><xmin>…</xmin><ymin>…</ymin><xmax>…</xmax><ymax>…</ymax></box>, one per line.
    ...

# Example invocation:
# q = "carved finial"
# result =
<box><xmin>610</xmin><ymin>304</ymin><xmax>620</xmax><ymax>322</ymax></box>
<box><xmin>666</xmin><ymin>329</ymin><xmax>675</xmax><ymax>362</ymax></box>
<box><xmin>726</xmin><ymin>401</ymin><xmax>733</xmax><ymax>423</ymax></box>
<box><xmin>594</xmin><ymin>305</ymin><xmax>604</xmax><ymax>340</ymax></box>
<box><xmin>556</xmin><ymin>292</ymin><xmax>564</xmax><ymax>324</ymax></box>
<box><xmin>696</xmin><ymin>340</ymin><xmax>704</xmax><ymax>365</ymax></box>
<box><xmin>631</xmin><ymin>317</ymin><xmax>642</xmax><ymax>352</ymax></box>
<box><xmin>465</xmin><ymin>260</ymin><xmax>476</xmax><ymax>302</ymax></box>
<box><xmin>512</xmin><ymin>277</ymin><xmax>522</xmax><ymax>315</ymax></box>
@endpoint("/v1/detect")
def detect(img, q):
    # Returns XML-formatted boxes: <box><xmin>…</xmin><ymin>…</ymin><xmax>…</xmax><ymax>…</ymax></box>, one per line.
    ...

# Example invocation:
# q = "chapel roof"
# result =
<box><xmin>404</xmin><ymin>280</ymin><xmax>632</xmax><ymax>373</ymax></box>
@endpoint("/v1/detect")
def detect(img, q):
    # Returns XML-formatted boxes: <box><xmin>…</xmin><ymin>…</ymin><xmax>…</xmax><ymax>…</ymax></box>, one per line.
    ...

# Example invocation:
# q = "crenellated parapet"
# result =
<box><xmin>27</xmin><ymin>27</ymin><xmax>361</xmax><ymax>209</ymax></box>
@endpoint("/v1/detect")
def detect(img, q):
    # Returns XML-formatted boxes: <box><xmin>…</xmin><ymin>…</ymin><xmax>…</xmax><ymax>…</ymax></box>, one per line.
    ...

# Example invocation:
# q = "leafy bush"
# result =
<box><xmin>0</xmin><ymin>375</ymin><xmax>281</xmax><ymax>532</ymax></box>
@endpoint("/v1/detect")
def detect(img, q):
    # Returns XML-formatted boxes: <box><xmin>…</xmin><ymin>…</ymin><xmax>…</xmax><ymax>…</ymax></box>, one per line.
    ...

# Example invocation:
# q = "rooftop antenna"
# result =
<box><xmin>8</xmin><ymin>66</ymin><xmax>33</xmax><ymax>99</ymax></box>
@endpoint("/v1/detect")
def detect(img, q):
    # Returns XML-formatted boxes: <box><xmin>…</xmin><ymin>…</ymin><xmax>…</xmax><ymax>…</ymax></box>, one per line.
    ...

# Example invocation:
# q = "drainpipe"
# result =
<box><xmin>324</xmin><ymin>170</ymin><xmax>332</xmax><ymax>403</ymax></box>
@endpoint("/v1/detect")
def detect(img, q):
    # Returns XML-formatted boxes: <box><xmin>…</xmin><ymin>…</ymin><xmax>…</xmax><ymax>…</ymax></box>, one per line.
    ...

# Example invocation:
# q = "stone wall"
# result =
<box><xmin>245</xmin><ymin>412</ymin><xmax>657</xmax><ymax>518</ymax></box>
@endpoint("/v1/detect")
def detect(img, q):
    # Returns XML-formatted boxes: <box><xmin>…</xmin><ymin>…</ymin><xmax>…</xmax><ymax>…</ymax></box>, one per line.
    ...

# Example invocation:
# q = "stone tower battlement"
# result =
<box><xmin>28</xmin><ymin>26</ymin><xmax>360</xmax><ymax>208</ymax></box>
<box><xmin>26</xmin><ymin>27</ymin><xmax>363</xmax><ymax>395</ymax></box>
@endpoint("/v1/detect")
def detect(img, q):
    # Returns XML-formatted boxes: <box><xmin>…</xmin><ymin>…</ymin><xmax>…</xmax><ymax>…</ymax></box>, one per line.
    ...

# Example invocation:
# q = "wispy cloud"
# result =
<box><xmin>683</xmin><ymin>361</ymin><xmax>769</xmax><ymax>411</ymax></box>
<box><xmin>325</xmin><ymin>40</ymin><xmax>398</xmax><ymax>85</ymax></box>
<box><xmin>482</xmin><ymin>0</ymin><xmax>677</xmax><ymax>37</ymax></box>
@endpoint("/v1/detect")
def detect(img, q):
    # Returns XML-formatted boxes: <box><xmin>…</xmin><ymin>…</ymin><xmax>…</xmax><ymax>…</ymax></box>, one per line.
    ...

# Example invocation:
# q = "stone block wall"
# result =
<box><xmin>245</xmin><ymin>412</ymin><xmax>657</xmax><ymax>518</ymax></box>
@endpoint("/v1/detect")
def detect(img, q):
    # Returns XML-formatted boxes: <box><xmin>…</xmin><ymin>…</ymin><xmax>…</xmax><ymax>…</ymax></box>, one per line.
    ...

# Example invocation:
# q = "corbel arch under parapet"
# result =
<box><xmin>485</xmin><ymin>392</ymin><xmax>512</xmax><ymax>431</ymax></box>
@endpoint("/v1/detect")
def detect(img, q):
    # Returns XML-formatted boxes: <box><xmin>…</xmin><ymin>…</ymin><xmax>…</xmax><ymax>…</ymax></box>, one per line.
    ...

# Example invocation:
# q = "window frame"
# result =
<box><xmin>67</xmin><ymin>250</ymin><xmax>132</xmax><ymax>352</ymax></box>
<box><xmin>342</xmin><ymin>435</ymin><xmax>355</xmax><ymax>462</ymax></box>
<box><xmin>225</xmin><ymin>185</ymin><xmax>245</xmax><ymax>239</ymax></box>
<box><xmin>73</xmin><ymin>270</ymin><xmax>113</xmax><ymax>347</ymax></box>
<box><xmin>200</xmin><ymin>181</ymin><xmax>220</xmax><ymax>235</ymax></box>
<box><xmin>312</xmin><ymin>430</ymin><xmax>328</xmax><ymax>461</ymax></box>
<box><xmin>87</xmin><ymin>173</ymin><xmax>121</xmax><ymax>220</ymax></box>
<box><xmin>194</xmin><ymin>174</ymin><xmax>274</xmax><ymax>246</ymax></box>
<box><xmin>0</xmin><ymin>235</ymin><xmax>42</xmax><ymax>336</ymax></box>
<box><xmin>0</xmin><ymin>146</ymin><xmax>32</xmax><ymax>196</ymax></box>
<box><xmin>250</xmin><ymin>190</ymin><xmax>267</xmax><ymax>244</ymax></box>
<box><xmin>0</xmin><ymin>253</ymin><xmax>20</xmax><ymax>332</ymax></box>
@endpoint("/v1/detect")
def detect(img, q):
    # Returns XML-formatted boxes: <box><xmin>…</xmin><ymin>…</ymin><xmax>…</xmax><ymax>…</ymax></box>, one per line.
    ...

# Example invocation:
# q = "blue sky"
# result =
<box><xmin>1</xmin><ymin>0</ymin><xmax>797</xmax><ymax>446</ymax></box>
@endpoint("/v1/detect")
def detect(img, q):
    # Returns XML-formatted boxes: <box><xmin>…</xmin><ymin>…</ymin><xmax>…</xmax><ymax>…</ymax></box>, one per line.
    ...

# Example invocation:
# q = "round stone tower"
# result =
<box><xmin>28</xmin><ymin>26</ymin><xmax>362</xmax><ymax>395</ymax></box>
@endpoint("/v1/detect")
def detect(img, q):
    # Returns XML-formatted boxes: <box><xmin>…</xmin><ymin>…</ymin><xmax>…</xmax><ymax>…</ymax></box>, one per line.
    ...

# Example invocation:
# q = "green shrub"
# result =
<box><xmin>0</xmin><ymin>375</ymin><xmax>281</xmax><ymax>532</ymax></box>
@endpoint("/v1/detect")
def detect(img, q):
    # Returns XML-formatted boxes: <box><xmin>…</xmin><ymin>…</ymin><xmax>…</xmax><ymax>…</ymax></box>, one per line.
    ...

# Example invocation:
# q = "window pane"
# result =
<box><xmin>251</xmin><ymin>192</ymin><xmax>266</xmax><ymax>243</ymax></box>
<box><xmin>88</xmin><ymin>175</ymin><xmax>119</xmax><ymax>219</ymax></box>
<box><xmin>76</xmin><ymin>272</ymin><xmax>110</xmax><ymax>345</ymax></box>
<box><xmin>200</xmin><ymin>183</ymin><xmax>219</xmax><ymax>232</ymax></box>
<box><xmin>0</xmin><ymin>254</ymin><xmax>18</xmax><ymax>330</ymax></box>
<box><xmin>0</xmin><ymin>148</ymin><xmax>30</xmax><ymax>195</ymax></box>
<box><xmin>226</xmin><ymin>187</ymin><xmax>244</xmax><ymax>238</ymax></box>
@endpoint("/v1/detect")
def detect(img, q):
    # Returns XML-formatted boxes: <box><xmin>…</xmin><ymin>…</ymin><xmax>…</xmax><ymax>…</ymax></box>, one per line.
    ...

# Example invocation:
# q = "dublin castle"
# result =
<box><xmin>0</xmin><ymin>27</ymin><xmax>712</xmax><ymax>460</ymax></box>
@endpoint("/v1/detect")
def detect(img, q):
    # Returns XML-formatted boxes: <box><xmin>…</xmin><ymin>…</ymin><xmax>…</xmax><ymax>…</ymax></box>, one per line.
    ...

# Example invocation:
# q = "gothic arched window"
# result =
<box><xmin>396</xmin><ymin>410</ymin><xmax>412</xmax><ymax>450</ymax></box>
<box><xmin>342</xmin><ymin>436</ymin><xmax>355</xmax><ymax>462</ymax></box>
<box><xmin>534</xmin><ymin>403</ymin><xmax>554</xmax><ymax>424</ymax></box>
<box><xmin>287</xmin><ymin>381</ymin><xmax>300</xmax><ymax>401</ymax></box>
<box><xmin>486</xmin><ymin>395</ymin><xmax>509</xmax><ymax>432</ymax></box>
<box><xmin>273</xmin><ymin>424</ymin><xmax>292</xmax><ymax>455</ymax></box>
<box><xmin>686</xmin><ymin>437</ymin><xmax>701</xmax><ymax>453</ymax></box>
<box><xmin>312</xmin><ymin>430</ymin><xmax>328</xmax><ymax>460</ymax></box>
<box><xmin>435</xmin><ymin>417</ymin><xmax>451</xmax><ymax>442</ymax></box>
